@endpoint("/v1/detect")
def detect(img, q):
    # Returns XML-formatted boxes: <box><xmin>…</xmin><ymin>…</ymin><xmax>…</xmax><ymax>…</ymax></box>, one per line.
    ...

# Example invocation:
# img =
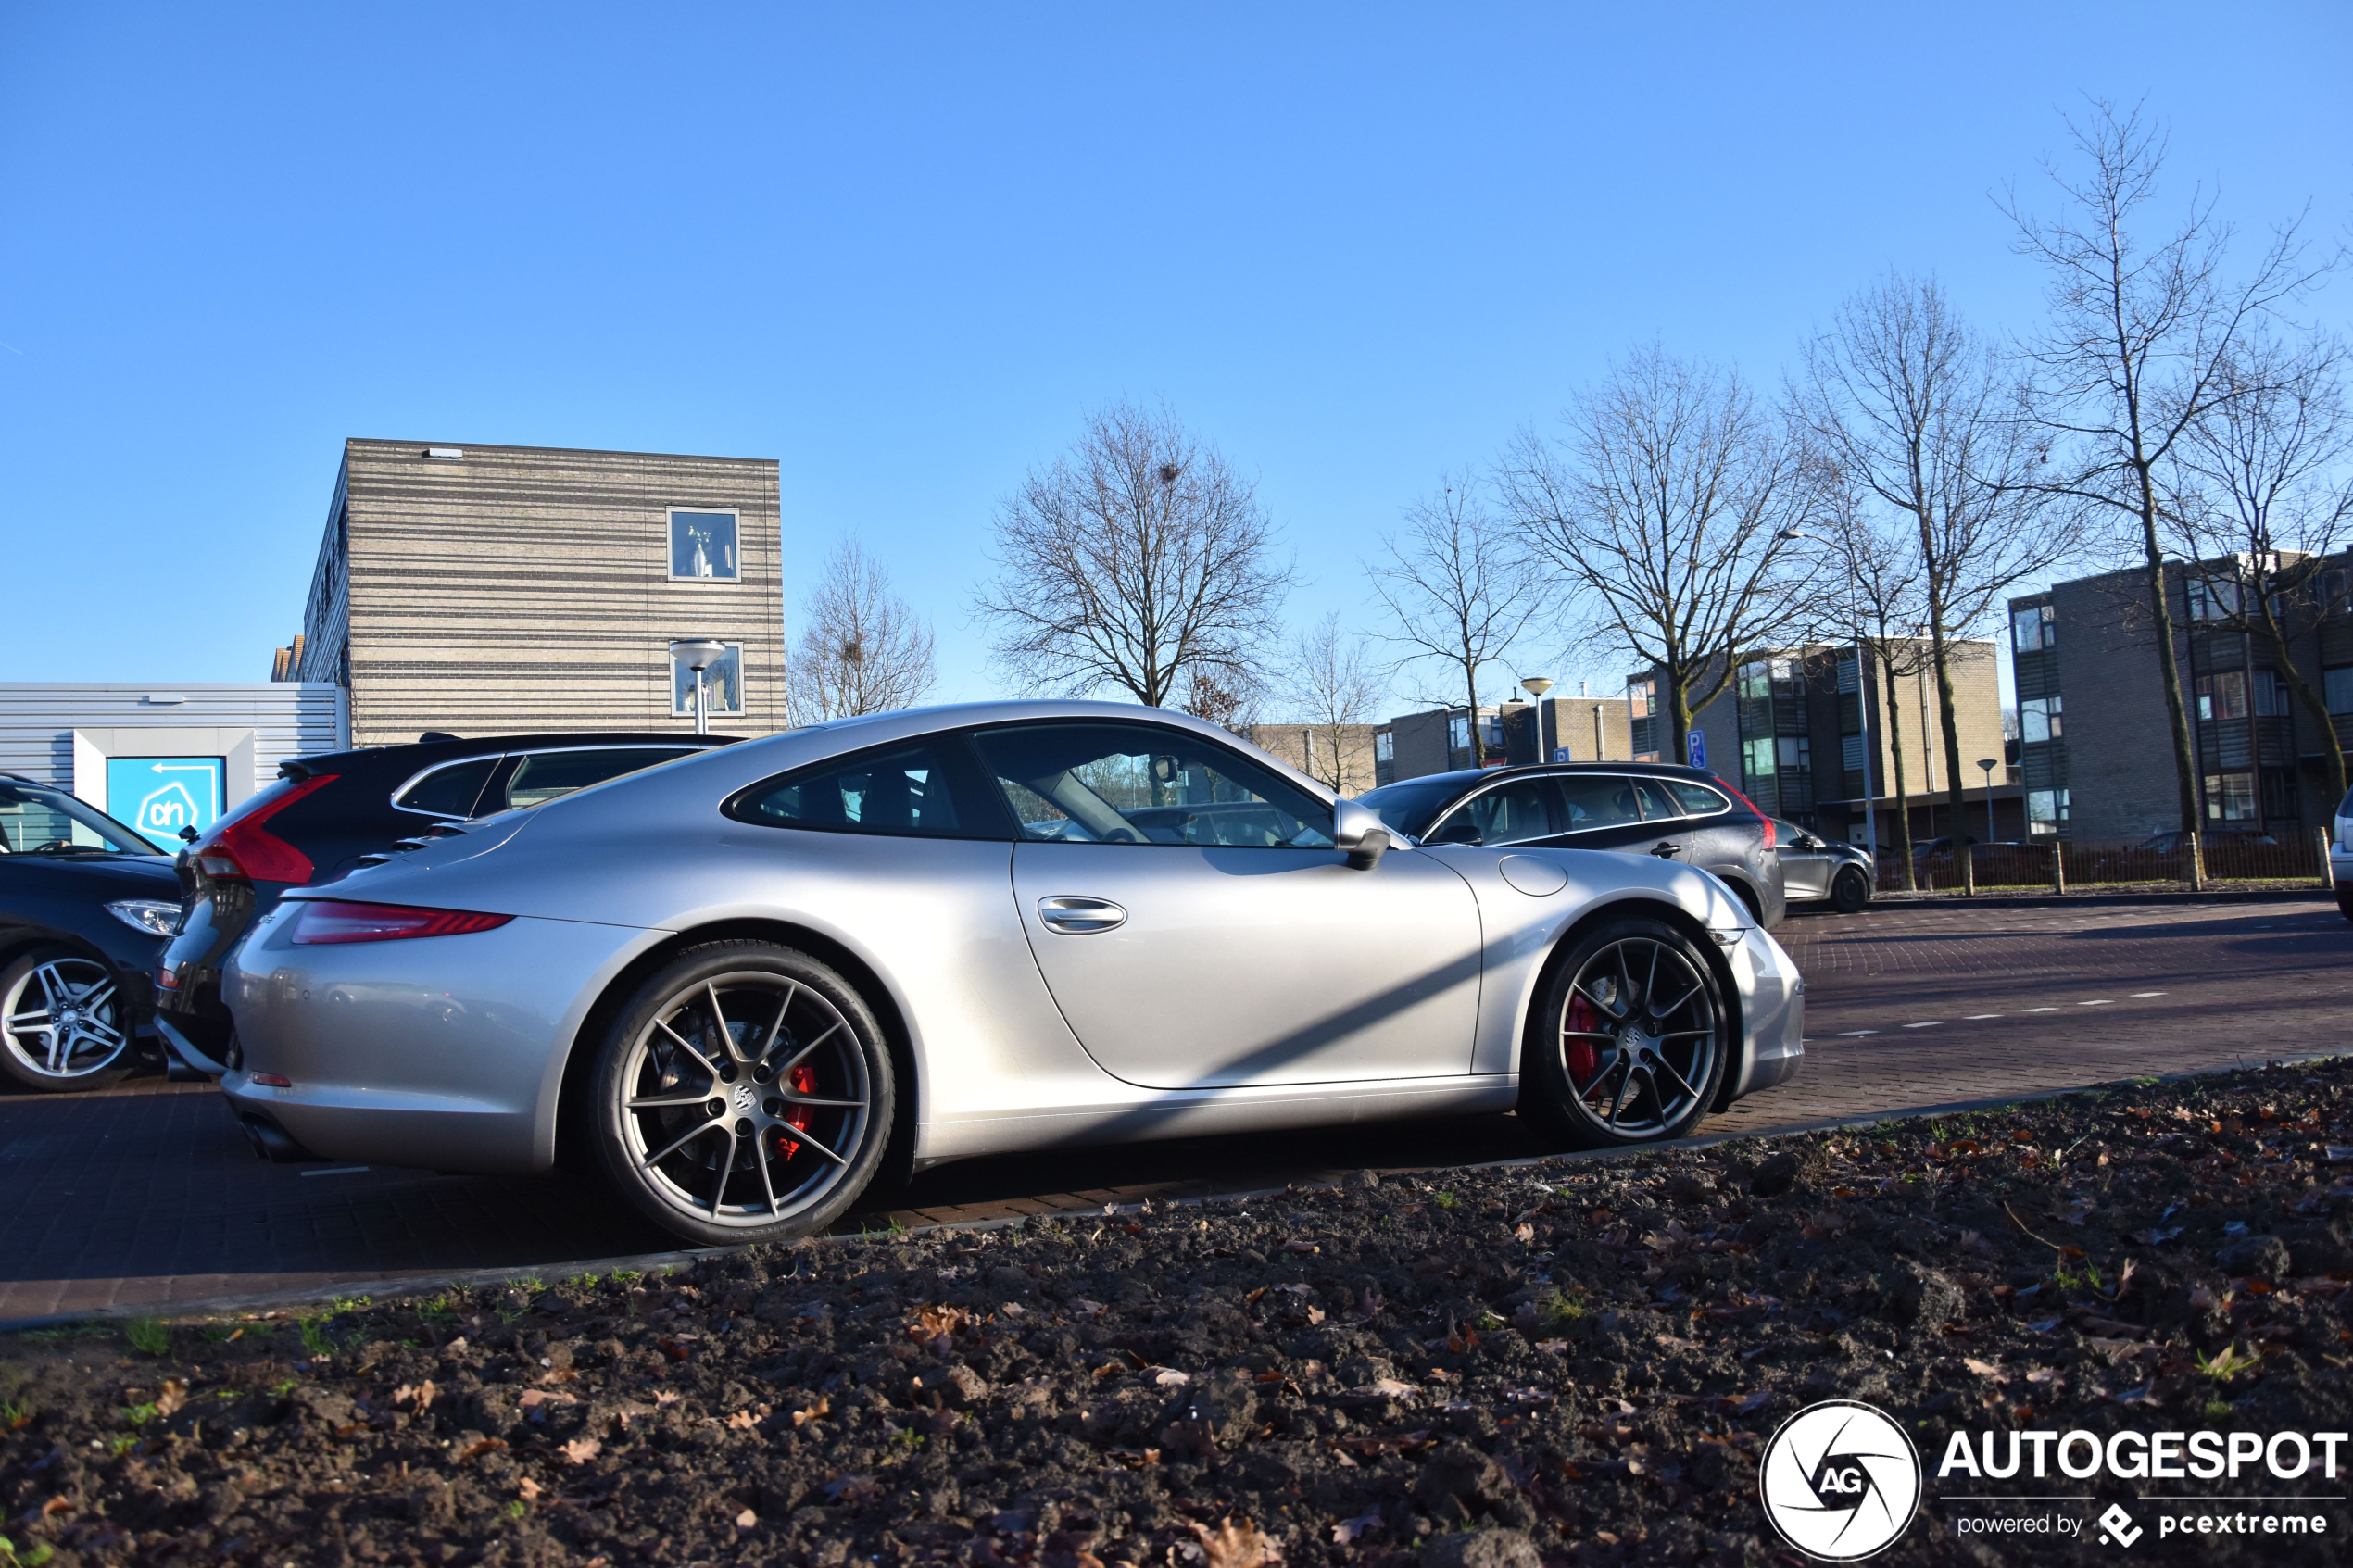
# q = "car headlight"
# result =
<box><xmin>1707</xmin><ymin>927</ymin><xmax>1745</xmax><ymax>948</ymax></box>
<box><xmin>107</xmin><ymin>899</ymin><xmax>183</xmax><ymax>937</ymax></box>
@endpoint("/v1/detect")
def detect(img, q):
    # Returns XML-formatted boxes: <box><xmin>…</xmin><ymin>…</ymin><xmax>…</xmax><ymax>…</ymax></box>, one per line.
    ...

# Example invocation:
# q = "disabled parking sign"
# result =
<box><xmin>106</xmin><ymin>757</ymin><xmax>225</xmax><ymax>849</ymax></box>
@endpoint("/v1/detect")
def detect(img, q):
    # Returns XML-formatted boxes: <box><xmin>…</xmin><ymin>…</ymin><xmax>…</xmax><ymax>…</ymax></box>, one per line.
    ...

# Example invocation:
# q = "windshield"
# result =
<box><xmin>1356</xmin><ymin>777</ymin><xmax>1475</xmax><ymax>838</ymax></box>
<box><xmin>0</xmin><ymin>781</ymin><xmax>157</xmax><ymax>856</ymax></box>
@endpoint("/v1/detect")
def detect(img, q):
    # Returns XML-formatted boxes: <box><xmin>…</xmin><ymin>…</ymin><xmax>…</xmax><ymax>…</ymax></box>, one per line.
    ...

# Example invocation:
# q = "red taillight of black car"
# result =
<box><xmin>289</xmin><ymin>900</ymin><xmax>515</xmax><ymax>945</ymax></box>
<box><xmin>191</xmin><ymin>772</ymin><xmax>341</xmax><ymax>884</ymax></box>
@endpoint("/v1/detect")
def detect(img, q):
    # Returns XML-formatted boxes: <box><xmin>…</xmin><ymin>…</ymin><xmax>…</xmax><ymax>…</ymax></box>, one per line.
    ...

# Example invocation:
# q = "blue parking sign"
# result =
<box><xmin>1686</xmin><ymin>728</ymin><xmax>1707</xmax><ymax>771</ymax></box>
<box><xmin>107</xmin><ymin>757</ymin><xmax>226</xmax><ymax>849</ymax></box>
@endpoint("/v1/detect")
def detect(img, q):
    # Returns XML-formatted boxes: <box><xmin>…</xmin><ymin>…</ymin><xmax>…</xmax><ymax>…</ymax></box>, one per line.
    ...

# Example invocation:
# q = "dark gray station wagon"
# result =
<box><xmin>1358</xmin><ymin>762</ymin><xmax>1788</xmax><ymax>927</ymax></box>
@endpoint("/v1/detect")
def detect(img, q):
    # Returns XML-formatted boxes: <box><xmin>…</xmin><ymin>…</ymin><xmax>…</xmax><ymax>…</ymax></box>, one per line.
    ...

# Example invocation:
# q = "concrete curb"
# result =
<box><xmin>11</xmin><ymin>1045</ymin><xmax>2347</xmax><ymax>1337</ymax></box>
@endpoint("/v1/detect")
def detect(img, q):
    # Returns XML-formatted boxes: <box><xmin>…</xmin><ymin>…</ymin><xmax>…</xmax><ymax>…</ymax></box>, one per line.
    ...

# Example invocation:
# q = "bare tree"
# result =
<box><xmin>1496</xmin><ymin>345</ymin><xmax>1821</xmax><ymax>762</ymax></box>
<box><xmin>1801</xmin><ymin>274</ymin><xmax>2071</xmax><ymax>891</ymax></box>
<box><xmin>2007</xmin><ymin>101</ymin><xmax>2330</xmax><ymax>837</ymax></box>
<box><xmin>975</xmin><ymin>402</ymin><xmax>1291</xmax><ymax>708</ymax></box>
<box><xmin>784</xmin><ymin>541</ymin><xmax>937</xmax><ymax>726</ymax></box>
<box><xmin>1288</xmin><ymin>611</ymin><xmax>1384</xmax><ymax>794</ymax></box>
<box><xmin>2164</xmin><ymin>330</ymin><xmax>2353</xmax><ymax>806</ymax></box>
<box><xmin>1177</xmin><ymin>659</ymin><xmax>1265</xmax><ymax>735</ymax></box>
<box><xmin>1822</xmin><ymin>484</ymin><xmax>1940</xmax><ymax>887</ymax></box>
<box><xmin>1366</xmin><ymin>477</ymin><xmax>1542</xmax><ymax>766</ymax></box>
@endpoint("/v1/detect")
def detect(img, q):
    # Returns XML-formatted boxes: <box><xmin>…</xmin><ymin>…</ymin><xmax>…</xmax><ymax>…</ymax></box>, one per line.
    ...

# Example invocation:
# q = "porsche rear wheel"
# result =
<box><xmin>591</xmin><ymin>942</ymin><xmax>893</xmax><ymax>1246</ymax></box>
<box><xmin>1520</xmin><ymin>918</ymin><xmax>1729</xmax><ymax>1148</ymax></box>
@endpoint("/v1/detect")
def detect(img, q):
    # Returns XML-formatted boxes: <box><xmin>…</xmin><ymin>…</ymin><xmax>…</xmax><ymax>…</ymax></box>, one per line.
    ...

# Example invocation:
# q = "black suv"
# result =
<box><xmin>156</xmin><ymin>733</ymin><xmax>736</xmax><ymax>1074</ymax></box>
<box><xmin>1357</xmin><ymin>761</ymin><xmax>1788</xmax><ymax>927</ymax></box>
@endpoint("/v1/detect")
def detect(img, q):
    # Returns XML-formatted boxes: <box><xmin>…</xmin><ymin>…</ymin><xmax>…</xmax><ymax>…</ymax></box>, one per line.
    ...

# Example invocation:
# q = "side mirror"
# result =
<box><xmin>1333</xmin><ymin>798</ymin><xmax>1392</xmax><ymax>870</ymax></box>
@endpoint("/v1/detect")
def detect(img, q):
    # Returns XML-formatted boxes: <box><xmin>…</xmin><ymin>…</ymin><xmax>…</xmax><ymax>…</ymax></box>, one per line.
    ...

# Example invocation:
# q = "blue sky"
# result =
<box><xmin>3</xmin><ymin>4</ymin><xmax>2347</xmax><ymax>719</ymax></box>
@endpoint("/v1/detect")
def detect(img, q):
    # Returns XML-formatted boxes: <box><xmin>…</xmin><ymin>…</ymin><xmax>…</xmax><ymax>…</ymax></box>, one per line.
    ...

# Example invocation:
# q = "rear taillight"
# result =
<box><xmin>193</xmin><ymin>773</ymin><xmax>340</xmax><ymax>884</ymax></box>
<box><xmin>289</xmin><ymin>899</ymin><xmax>514</xmax><ymax>945</ymax></box>
<box><xmin>1718</xmin><ymin>782</ymin><xmax>1775</xmax><ymax>849</ymax></box>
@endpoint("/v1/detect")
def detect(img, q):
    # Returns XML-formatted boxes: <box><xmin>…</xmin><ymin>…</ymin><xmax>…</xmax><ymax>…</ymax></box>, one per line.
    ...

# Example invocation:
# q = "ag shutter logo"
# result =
<box><xmin>2096</xmin><ymin>1503</ymin><xmax>2143</xmax><ymax>1547</ymax></box>
<box><xmin>1759</xmin><ymin>1399</ymin><xmax>1922</xmax><ymax>1561</ymax></box>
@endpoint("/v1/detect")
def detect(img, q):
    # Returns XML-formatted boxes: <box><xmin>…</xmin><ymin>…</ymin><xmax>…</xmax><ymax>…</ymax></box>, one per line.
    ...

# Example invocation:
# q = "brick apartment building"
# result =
<box><xmin>2008</xmin><ymin>555</ymin><xmax>2353</xmax><ymax>843</ymax></box>
<box><xmin>1629</xmin><ymin>640</ymin><xmax>2009</xmax><ymax>850</ymax></box>
<box><xmin>1372</xmin><ymin>696</ymin><xmax>1634</xmax><ymax>787</ymax></box>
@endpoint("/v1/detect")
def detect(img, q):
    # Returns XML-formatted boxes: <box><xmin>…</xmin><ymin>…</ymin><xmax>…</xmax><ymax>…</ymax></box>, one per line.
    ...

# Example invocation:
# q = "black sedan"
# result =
<box><xmin>157</xmin><ymin>731</ymin><xmax>735</xmax><ymax>1074</ymax></box>
<box><xmin>0</xmin><ymin>774</ymin><xmax>182</xmax><ymax>1092</ymax></box>
<box><xmin>1358</xmin><ymin>761</ymin><xmax>1787</xmax><ymax>927</ymax></box>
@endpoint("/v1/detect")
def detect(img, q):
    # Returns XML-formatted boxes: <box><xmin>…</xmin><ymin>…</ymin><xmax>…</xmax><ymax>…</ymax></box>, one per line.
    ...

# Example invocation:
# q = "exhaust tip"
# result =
<box><xmin>239</xmin><ymin>1114</ymin><xmax>322</xmax><ymax>1164</ymax></box>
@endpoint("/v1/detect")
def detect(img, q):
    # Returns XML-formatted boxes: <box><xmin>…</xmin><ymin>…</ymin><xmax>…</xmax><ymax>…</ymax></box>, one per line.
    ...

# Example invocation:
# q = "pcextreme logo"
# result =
<box><xmin>1758</xmin><ymin>1399</ymin><xmax>1923</xmax><ymax>1561</ymax></box>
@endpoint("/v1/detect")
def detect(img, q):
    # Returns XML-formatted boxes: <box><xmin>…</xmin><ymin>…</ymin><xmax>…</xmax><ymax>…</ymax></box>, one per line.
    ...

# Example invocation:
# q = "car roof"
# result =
<box><xmin>1373</xmin><ymin>760</ymin><xmax>1743</xmax><ymax>793</ymax></box>
<box><xmin>283</xmin><ymin>732</ymin><xmax>738</xmax><ymax>779</ymax></box>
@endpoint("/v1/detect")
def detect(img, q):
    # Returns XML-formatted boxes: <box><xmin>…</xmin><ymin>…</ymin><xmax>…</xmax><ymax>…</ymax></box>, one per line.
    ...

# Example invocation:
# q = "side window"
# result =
<box><xmin>1555</xmin><ymin>774</ymin><xmax>1643</xmax><ymax>834</ymax></box>
<box><xmin>395</xmin><ymin>757</ymin><xmax>499</xmax><ymax>818</ymax></box>
<box><xmin>1666</xmin><ymin>780</ymin><xmax>1730</xmax><ymax>816</ymax></box>
<box><xmin>1428</xmin><ymin>779</ymin><xmax>1557</xmax><ymax>847</ymax></box>
<box><xmin>727</xmin><ymin>742</ymin><xmax>1000</xmax><ymax>839</ymax></box>
<box><xmin>972</xmin><ymin>722</ymin><xmax>1335</xmax><ymax>848</ymax></box>
<box><xmin>1629</xmin><ymin>779</ymin><xmax>1686</xmax><ymax>822</ymax></box>
<box><xmin>498</xmin><ymin>748</ymin><xmax>699</xmax><ymax>811</ymax></box>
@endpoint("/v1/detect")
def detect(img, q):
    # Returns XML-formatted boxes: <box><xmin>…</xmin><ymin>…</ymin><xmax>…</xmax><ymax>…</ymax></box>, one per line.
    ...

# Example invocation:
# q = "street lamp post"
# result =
<box><xmin>1775</xmin><ymin>529</ymin><xmax>1876</xmax><ymax>859</ymax></box>
<box><xmin>668</xmin><ymin>638</ymin><xmax>729</xmax><ymax>736</ymax></box>
<box><xmin>1521</xmin><ymin>676</ymin><xmax>1554</xmax><ymax>762</ymax></box>
<box><xmin>1977</xmin><ymin>758</ymin><xmax>1999</xmax><ymax>845</ymax></box>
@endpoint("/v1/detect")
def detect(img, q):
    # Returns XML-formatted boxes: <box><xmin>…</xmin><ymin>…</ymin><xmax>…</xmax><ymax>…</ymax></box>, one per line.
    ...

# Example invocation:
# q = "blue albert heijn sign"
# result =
<box><xmin>107</xmin><ymin>757</ymin><xmax>225</xmax><ymax>850</ymax></box>
<box><xmin>1686</xmin><ymin>728</ymin><xmax>1707</xmax><ymax>771</ymax></box>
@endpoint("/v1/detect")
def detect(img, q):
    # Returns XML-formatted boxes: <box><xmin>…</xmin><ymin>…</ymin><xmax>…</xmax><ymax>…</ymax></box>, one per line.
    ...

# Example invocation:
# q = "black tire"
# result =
<box><xmin>591</xmin><ymin>941</ymin><xmax>893</xmax><ymax>1246</ymax></box>
<box><xmin>0</xmin><ymin>948</ymin><xmax>135</xmax><ymax>1093</ymax></box>
<box><xmin>1828</xmin><ymin>867</ymin><xmax>1871</xmax><ymax>915</ymax></box>
<box><xmin>2337</xmin><ymin>884</ymin><xmax>2353</xmax><ymax>923</ymax></box>
<box><xmin>1520</xmin><ymin>917</ymin><xmax>1730</xmax><ymax>1149</ymax></box>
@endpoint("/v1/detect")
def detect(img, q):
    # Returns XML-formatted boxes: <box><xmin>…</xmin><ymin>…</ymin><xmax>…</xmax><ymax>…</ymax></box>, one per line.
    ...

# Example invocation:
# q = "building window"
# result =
<box><xmin>2027</xmin><ymin>787</ymin><xmax>2070</xmax><ymax>835</ymax></box>
<box><xmin>1742</xmin><ymin>736</ymin><xmax>1776</xmax><ymax>786</ymax></box>
<box><xmin>1629</xmin><ymin>679</ymin><xmax>1654</xmax><ymax>719</ymax></box>
<box><xmin>2327</xmin><ymin>665</ymin><xmax>2353</xmax><ymax>715</ymax></box>
<box><xmin>1777</xmin><ymin>735</ymin><xmax>1811</xmax><ymax>774</ymax></box>
<box><xmin>1448</xmin><ymin>716</ymin><xmax>1469</xmax><ymax>753</ymax></box>
<box><xmin>2260</xmin><ymin>770</ymin><xmax>2299</xmax><ymax>822</ymax></box>
<box><xmin>2196</xmin><ymin>671</ymin><xmax>2248</xmax><ymax>721</ymax></box>
<box><xmin>669</xmin><ymin>509</ymin><xmax>740</xmax><ymax>581</ymax></box>
<box><xmin>2204</xmin><ymin>771</ymin><xmax>2257</xmax><ymax>822</ymax></box>
<box><xmin>2012</xmin><ymin>604</ymin><xmax>2056</xmax><ymax>652</ymax></box>
<box><xmin>2185</xmin><ymin>576</ymin><xmax>2240</xmax><ymax>621</ymax></box>
<box><xmin>2020</xmin><ymin>695</ymin><xmax>2063</xmax><ymax>743</ymax></box>
<box><xmin>1738</xmin><ymin>660</ymin><xmax>1770</xmax><ymax>701</ymax></box>
<box><xmin>2252</xmin><ymin>668</ymin><xmax>2292</xmax><ymax>718</ymax></box>
<box><xmin>1374</xmin><ymin>730</ymin><xmax>1394</xmax><ymax>763</ymax></box>
<box><xmin>672</xmin><ymin>643</ymin><xmax>744</xmax><ymax>716</ymax></box>
<box><xmin>2322</xmin><ymin>570</ymin><xmax>2348</xmax><ymax>617</ymax></box>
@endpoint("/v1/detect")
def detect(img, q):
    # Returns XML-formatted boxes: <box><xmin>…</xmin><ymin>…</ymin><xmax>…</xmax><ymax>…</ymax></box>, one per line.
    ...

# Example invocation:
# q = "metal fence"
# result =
<box><xmin>1882</xmin><ymin>833</ymin><xmax>2330</xmax><ymax>892</ymax></box>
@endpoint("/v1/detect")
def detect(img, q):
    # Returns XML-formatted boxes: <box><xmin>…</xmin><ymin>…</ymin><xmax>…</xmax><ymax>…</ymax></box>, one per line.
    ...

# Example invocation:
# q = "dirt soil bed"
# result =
<box><xmin>6</xmin><ymin>1060</ymin><xmax>2353</xmax><ymax>1567</ymax></box>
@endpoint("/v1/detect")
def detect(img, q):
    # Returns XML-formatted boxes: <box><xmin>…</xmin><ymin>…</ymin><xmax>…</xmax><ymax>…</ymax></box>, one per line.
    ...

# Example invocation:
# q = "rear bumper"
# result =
<box><xmin>219</xmin><ymin>902</ymin><xmax>647</xmax><ymax>1174</ymax></box>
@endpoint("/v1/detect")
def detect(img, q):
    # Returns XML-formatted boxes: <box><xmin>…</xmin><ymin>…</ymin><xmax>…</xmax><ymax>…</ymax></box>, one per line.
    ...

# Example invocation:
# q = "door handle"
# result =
<box><xmin>1649</xmin><ymin>840</ymin><xmax>1682</xmax><ymax>859</ymax></box>
<box><xmin>1037</xmin><ymin>896</ymin><xmax>1127</xmax><ymax>935</ymax></box>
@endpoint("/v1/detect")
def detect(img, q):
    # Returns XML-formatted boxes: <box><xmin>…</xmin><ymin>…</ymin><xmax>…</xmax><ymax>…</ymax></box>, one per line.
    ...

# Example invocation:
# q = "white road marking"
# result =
<box><xmin>2131</xmin><ymin>991</ymin><xmax>2166</xmax><ymax>997</ymax></box>
<box><xmin>2024</xmin><ymin>1006</ymin><xmax>2060</xmax><ymax>1012</ymax></box>
<box><xmin>2079</xmin><ymin>998</ymin><xmax>2113</xmax><ymax>1006</ymax></box>
<box><xmin>1903</xmin><ymin>1021</ymin><xmax>1943</xmax><ymax>1029</ymax></box>
<box><xmin>1837</xmin><ymin>1030</ymin><xmax>1878</xmax><ymax>1037</ymax></box>
<box><xmin>1965</xmin><ymin>1013</ymin><xmax>2003</xmax><ymax>1020</ymax></box>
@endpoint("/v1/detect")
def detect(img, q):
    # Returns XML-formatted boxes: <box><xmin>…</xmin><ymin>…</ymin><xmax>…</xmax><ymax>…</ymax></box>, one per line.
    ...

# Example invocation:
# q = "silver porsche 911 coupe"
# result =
<box><xmin>221</xmin><ymin>701</ymin><xmax>1802</xmax><ymax>1244</ymax></box>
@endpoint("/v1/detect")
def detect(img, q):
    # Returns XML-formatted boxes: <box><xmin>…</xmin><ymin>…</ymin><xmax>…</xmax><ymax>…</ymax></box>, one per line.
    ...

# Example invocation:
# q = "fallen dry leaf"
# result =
<box><xmin>1191</xmin><ymin>1516</ymin><xmax>1282</xmax><ymax>1568</ymax></box>
<box><xmin>1515</xmin><ymin>1223</ymin><xmax>1536</xmax><ymax>1244</ymax></box>
<box><xmin>654</xmin><ymin>1390</ymin><xmax>681</xmax><ymax>1407</ymax></box>
<box><xmin>394</xmin><ymin>1380</ymin><xmax>437</xmax><ymax>1411</ymax></box>
<box><xmin>560</xmin><ymin>1437</ymin><xmax>601</xmax><ymax>1465</ymax></box>
<box><xmin>517</xmin><ymin>1476</ymin><xmax>542</xmax><ymax>1501</ymax></box>
<box><xmin>155</xmin><ymin>1379</ymin><xmax>187</xmax><ymax>1418</ymax></box>
<box><xmin>1366</xmin><ymin>1377</ymin><xmax>1418</xmax><ymax>1399</ymax></box>
<box><xmin>736</xmin><ymin>1508</ymin><xmax>758</xmax><ymax>1528</ymax></box>
<box><xmin>725</xmin><ymin>1409</ymin><xmax>760</xmax><ymax>1430</ymax></box>
<box><xmin>792</xmin><ymin>1395</ymin><xmax>831</xmax><ymax>1427</ymax></box>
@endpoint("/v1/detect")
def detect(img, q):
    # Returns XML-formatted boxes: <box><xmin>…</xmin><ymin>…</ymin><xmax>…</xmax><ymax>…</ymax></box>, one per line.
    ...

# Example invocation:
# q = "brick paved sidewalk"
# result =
<box><xmin>3</xmin><ymin>896</ymin><xmax>2346</xmax><ymax>1323</ymax></box>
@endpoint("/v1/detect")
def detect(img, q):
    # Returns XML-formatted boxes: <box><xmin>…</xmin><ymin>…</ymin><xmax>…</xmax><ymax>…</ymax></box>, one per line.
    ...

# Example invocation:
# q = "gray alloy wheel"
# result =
<box><xmin>592</xmin><ymin>942</ymin><xmax>893</xmax><ymax>1246</ymax></box>
<box><xmin>1521</xmin><ymin>918</ymin><xmax>1728</xmax><ymax>1149</ymax></box>
<box><xmin>0</xmin><ymin>950</ymin><xmax>134</xmax><ymax>1093</ymax></box>
<box><xmin>1829</xmin><ymin>866</ymin><xmax>1871</xmax><ymax>915</ymax></box>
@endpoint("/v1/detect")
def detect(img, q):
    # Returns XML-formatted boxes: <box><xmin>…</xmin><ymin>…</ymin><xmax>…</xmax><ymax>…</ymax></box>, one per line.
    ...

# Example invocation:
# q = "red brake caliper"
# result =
<box><xmin>1565</xmin><ymin>993</ymin><xmax>1602</xmax><ymax>1089</ymax></box>
<box><xmin>775</xmin><ymin>1063</ymin><xmax>818</xmax><ymax>1159</ymax></box>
